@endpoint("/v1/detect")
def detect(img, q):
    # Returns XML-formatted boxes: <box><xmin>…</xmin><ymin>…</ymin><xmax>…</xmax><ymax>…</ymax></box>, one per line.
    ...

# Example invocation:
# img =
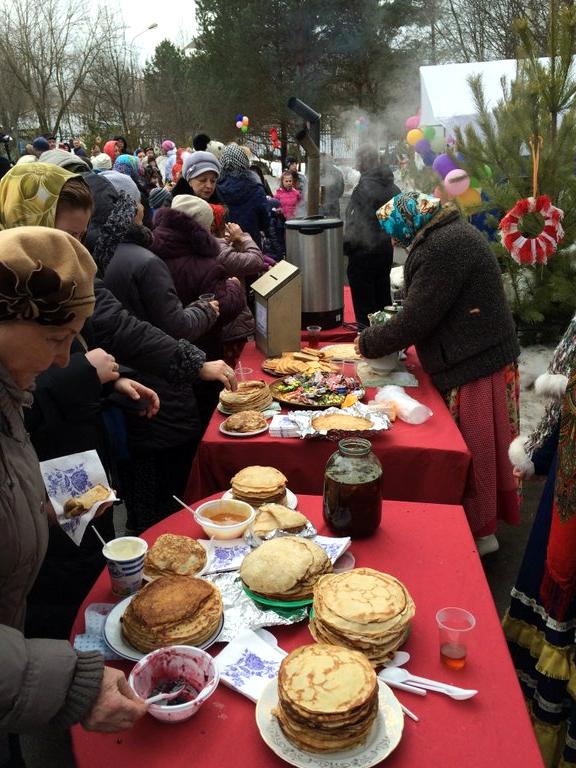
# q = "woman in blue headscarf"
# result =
<box><xmin>356</xmin><ymin>191</ymin><xmax>520</xmax><ymax>555</ymax></box>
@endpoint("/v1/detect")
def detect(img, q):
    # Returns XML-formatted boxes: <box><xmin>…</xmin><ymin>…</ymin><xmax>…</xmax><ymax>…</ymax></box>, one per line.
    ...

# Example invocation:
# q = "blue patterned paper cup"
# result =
<box><xmin>103</xmin><ymin>537</ymin><xmax>148</xmax><ymax>596</ymax></box>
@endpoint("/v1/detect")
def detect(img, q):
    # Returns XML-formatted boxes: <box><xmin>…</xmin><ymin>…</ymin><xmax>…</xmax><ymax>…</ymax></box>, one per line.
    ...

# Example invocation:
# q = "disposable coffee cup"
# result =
<box><xmin>103</xmin><ymin>536</ymin><xmax>148</xmax><ymax>597</ymax></box>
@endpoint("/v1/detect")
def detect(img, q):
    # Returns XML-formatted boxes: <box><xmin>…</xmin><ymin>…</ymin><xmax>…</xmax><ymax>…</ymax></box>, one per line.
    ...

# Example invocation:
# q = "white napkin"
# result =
<box><xmin>199</xmin><ymin>538</ymin><xmax>252</xmax><ymax>573</ymax></box>
<box><xmin>40</xmin><ymin>450</ymin><xmax>117</xmax><ymax>545</ymax></box>
<box><xmin>314</xmin><ymin>535</ymin><xmax>351</xmax><ymax>563</ymax></box>
<box><xmin>215</xmin><ymin>629</ymin><xmax>287</xmax><ymax>702</ymax></box>
<box><xmin>269</xmin><ymin>414</ymin><xmax>299</xmax><ymax>438</ymax></box>
<box><xmin>73</xmin><ymin>603</ymin><xmax>122</xmax><ymax>660</ymax></box>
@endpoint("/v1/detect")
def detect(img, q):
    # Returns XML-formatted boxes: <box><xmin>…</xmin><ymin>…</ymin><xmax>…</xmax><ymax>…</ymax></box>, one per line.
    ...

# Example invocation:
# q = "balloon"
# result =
<box><xmin>470</xmin><ymin>176</ymin><xmax>481</xmax><ymax>189</ymax></box>
<box><xmin>236</xmin><ymin>121</ymin><xmax>243</xmax><ymax>129</ymax></box>
<box><xmin>242</xmin><ymin>116</ymin><xmax>249</xmax><ymax>125</ymax></box>
<box><xmin>482</xmin><ymin>164</ymin><xmax>493</xmax><ymax>178</ymax></box>
<box><xmin>423</xmin><ymin>126</ymin><xmax>436</xmax><ymax>140</ymax></box>
<box><xmin>414</xmin><ymin>138</ymin><xmax>431</xmax><ymax>155</ymax></box>
<box><xmin>235</xmin><ymin>113</ymin><xmax>243</xmax><ymax>122</ymax></box>
<box><xmin>432</xmin><ymin>153</ymin><xmax>458</xmax><ymax>179</ymax></box>
<box><xmin>444</xmin><ymin>169</ymin><xmax>470</xmax><ymax>196</ymax></box>
<box><xmin>457</xmin><ymin>187</ymin><xmax>482</xmax><ymax>208</ymax></box>
<box><xmin>406</xmin><ymin>129</ymin><xmax>424</xmax><ymax>146</ymax></box>
<box><xmin>241</xmin><ymin>125</ymin><xmax>248</xmax><ymax>133</ymax></box>
<box><xmin>405</xmin><ymin>115</ymin><xmax>420</xmax><ymax>130</ymax></box>
<box><xmin>422</xmin><ymin>150</ymin><xmax>436</xmax><ymax>167</ymax></box>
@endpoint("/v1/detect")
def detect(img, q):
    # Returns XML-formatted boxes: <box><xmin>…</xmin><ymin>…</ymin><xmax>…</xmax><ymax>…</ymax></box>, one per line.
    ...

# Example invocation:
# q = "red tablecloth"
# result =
<box><xmin>185</xmin><ymin>345</ymin><xmax>471</xmax><ymax>505</ymax></box>
<box><xmin>71</xmin><ymin>496</ymin><xmax>542</xmax><ymax>768</ymax></box>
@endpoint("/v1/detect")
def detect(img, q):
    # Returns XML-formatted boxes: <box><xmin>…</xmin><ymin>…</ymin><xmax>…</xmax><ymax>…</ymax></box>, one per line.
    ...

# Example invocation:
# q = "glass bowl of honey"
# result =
<box><xmin>194</xmin><ymin>499</ymin><xmax>255</xmax><ymax>540</ymax></box>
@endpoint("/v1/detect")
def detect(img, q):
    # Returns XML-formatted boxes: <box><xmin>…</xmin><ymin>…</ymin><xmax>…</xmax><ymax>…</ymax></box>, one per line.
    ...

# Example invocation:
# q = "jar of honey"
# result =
<box><xmin>323</xmin><ymin>438</ymin><xmax>382</xmax><ymax>538</ymax></box>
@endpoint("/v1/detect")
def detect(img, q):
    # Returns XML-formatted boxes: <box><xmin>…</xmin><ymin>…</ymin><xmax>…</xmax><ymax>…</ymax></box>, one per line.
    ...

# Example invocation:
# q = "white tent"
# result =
<box><xmin>419</xmin><ymin>59</ymin><xmax>519</xmax><ymax>135</ymax></box>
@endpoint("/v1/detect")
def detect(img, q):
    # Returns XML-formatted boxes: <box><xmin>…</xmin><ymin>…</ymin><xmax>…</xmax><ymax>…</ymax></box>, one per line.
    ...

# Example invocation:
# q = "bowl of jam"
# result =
<box><xmin>129</xmin><ymin>646</ymin><xmax>219</xmax><ymax>723</ymax></box>
<box><xmin>194</xmin><ymin>499</ymin><xmax>255</xmax><ymax>540</ymax></box>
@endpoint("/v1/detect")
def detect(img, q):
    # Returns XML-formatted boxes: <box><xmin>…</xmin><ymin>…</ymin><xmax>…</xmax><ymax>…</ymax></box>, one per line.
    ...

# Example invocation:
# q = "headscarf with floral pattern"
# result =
<box><xmin>0</xmin><ymin>163</ymin><xmax>77</xmax><ymax>230</ymax></box>
<box><xmin>377</xmin><ymin>191</ymin><xmax>442</xmax><ymax>249</ymax></box>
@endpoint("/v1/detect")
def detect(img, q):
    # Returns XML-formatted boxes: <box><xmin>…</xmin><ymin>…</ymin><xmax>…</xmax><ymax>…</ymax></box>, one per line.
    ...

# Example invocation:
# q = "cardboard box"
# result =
<box><xmin>252</xmin><ymin>261</ymin><xmax>302</xmax><ymax>357</ymax></box>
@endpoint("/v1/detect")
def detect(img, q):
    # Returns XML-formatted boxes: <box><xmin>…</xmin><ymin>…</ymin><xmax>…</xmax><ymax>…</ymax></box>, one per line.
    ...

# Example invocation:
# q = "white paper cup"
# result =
<box><xmin>103</xmin><ymin>536</ymin><xmax>148</xmax><ymax>596</ymax></box>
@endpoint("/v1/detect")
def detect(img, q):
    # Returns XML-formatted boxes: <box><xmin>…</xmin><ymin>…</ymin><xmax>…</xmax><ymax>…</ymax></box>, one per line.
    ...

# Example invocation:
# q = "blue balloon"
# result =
<box><xmin>235</xmin><ymin>113</ymin><xmax>243</xmax><ymax>123</ymax></box>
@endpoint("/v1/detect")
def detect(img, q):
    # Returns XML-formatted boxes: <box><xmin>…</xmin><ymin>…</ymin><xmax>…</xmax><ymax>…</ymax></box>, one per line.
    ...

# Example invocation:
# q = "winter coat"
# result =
<box><xmin>274</xmin><ymin>187</ymin><xmax>301</xmax><ymax>220</ymax></box>
<box><xmin>217</xmin><ymin>173</ymin><xmax>270</xmax><ymax>247</ymax></box>
<box><xmin>344</xmin><ymin>165</ymin><xmax>400</xmax><ymax>257</ymax></box>
<box><xmin>358</xmin><ymin>208</ymin><xmax>520</xmax><ymax>391</ymax></box>
<box><xmin>217</xmin><ymin>233</ymin><xmax>265</xmax><ymax>341</ymax></box>
<box><xmin>99</xmin><ymin>236</ymin><xmax>216</xmax><ymax>450</ymax></box>
<box><xmin>0</xmin><ymin>362</ymin><xmax>103</xmax><ymax>752</ymax></box>
<box><xmin>164</xmin><ymin>148</ymin><xmax>177</xmax><ymax>182</ymax></box>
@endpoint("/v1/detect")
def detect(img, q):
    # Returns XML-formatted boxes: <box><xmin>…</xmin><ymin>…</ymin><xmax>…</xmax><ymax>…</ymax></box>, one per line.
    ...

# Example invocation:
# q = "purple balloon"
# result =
<box><xmin>422</xmin><ymin>150</ymin><xmax>436</xmax><ymax>167</ymax></box>
<box><xmin>414</xmin><ymin>138</ymin><xmax>431</xmax><ymax>155</ymax></box>
<box><xmin>432</xmin><ymin>153</ymin><xmax>458</xmax><ymax>179</ymax></box>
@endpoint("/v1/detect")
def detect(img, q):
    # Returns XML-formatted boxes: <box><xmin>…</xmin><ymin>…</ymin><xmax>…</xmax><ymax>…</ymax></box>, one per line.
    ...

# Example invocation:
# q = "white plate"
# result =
<box><xmin>219</xmin><ymin>423</ymin><xmax>270</xmax><ymax>438</ymax></box>
<box><xmin>222</xmin><ymin>488</ymin><xmax>298</xmax><ymax>510</ymax></box>
<box><xmin>256</xmin><ymin>678</ymin><xmax>403</xmax><ymax>768</ymax></box>
<box><xmin>103</xmin><ymin>594</ymin><xmax>224</xmax><ymax>662</ymax></box>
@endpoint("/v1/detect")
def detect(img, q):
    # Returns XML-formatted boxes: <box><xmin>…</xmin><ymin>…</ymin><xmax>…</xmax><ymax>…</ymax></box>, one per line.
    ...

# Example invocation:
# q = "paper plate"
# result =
<box><xmin>219</xmin><ymin>423</ymin><xmax>269</xmax><ymax>438</ymax></box>
<box><xmin>242</xmin><ymin>583</ymin><xmax>313</xmax><ymax>609</ymax></box>
<box><xmin>103</xmin><ymin>594</ymin><xmax>224</xmax><ymax>662</ymax></box>
<box><xmin>255</xmin><ymin>678</ymin><xmax>403</xmax><ymax>768</ymax></box>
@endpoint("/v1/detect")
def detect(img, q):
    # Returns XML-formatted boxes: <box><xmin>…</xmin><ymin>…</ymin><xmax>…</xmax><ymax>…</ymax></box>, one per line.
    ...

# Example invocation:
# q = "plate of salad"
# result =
<box><xmin>269</xmin><ymin>372</ymin><xmax>365</xmax><ymax>410</ymax></box>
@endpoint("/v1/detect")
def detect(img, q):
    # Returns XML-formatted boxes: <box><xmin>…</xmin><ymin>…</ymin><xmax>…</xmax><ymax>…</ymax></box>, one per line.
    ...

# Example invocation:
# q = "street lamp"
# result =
<box><xmin>130</xmin><ymin>23</ymin><xmax>158</xmax><ymax>44</ymax></box>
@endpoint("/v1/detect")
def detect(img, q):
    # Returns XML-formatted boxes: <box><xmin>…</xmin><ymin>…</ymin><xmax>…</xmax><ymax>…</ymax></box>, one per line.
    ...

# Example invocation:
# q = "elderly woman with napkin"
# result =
<box><xmin>0</xmin><ymin>227</ymin><xmax>146</xmax><ymax>765</ymax></box>
<box><xmin>355</xmin><ymin>191</ymin><xmax>520</xmax><ymax>556</ymax></box>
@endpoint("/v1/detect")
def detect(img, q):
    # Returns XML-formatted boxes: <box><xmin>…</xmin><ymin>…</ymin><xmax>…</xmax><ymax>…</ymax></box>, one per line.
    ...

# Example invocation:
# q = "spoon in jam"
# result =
<box><xmin>145</xmin><ymin>682</ymin><xmax>186</xmax><ymax>706</ymax></box>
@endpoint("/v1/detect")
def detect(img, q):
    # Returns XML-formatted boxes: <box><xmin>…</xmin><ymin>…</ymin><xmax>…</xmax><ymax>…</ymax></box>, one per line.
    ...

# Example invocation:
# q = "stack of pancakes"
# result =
<box><xmin>253</xmin><ymin>504</ymin><xmax>309</xmax><ymax>537</ymax></box>
<box><xmin>240</xmin><ymin>537</ymin><xmax>332</xmax><ymax>601</ymax></box>
<box><xmin>144</xmin><ymin>534</ymin><xmax>207</xmax><ymax>580</ymax></box>
<box><xmin>121</xmin><ymin>575</ymin><xmax>223</xmax><ymax>653</ymax></box>
<box><xmin>222</xmin><ymin>410</ymin><xmax>267</xmax><ymax>433</ymax></box>
<box><xmin>274</xmin><ymin>644</ymin><xmax>379</xmax><ymax>753</ymax></box>
<box><xmin>219</xmin><ymin>381</ymin><xmax>272</xmax><ymax>413</ymax></box>
<box><xmin>310</xmin><ymin>568</ymin><xmax>415</xmax><ymax>666</ymax></box>
<box><xmin>231</xmin><ymin>466</ymin><xmax>288</xmax><ymax>507</ymax></box>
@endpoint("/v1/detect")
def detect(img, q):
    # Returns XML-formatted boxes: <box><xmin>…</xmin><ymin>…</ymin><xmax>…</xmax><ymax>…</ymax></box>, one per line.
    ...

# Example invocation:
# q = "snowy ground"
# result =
<box><xmin>518</xmin><ymin>344</ymin><xmax>555</xmax><ymax>435</ymax></box>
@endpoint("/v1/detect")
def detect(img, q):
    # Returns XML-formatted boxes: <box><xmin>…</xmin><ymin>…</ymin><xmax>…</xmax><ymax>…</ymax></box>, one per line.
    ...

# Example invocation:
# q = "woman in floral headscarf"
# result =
<box><xmin>356</xmin><ymin>191</ymin><xmax>520</xmax><ymax>554</ymax></box>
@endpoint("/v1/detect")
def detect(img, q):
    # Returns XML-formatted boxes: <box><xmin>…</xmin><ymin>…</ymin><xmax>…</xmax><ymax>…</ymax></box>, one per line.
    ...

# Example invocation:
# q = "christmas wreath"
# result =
<box><xmin>499</xmin><ymin>195</ymin><xmax>564</xmax><ymax>265</ymax></box>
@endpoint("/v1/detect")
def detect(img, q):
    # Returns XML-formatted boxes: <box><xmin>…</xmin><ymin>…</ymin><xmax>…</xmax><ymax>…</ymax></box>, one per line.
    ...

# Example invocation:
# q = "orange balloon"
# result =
<box><xmin>406</xmin><ymin>129</ymin><xmax>424</xmax><ymax>146</ymax></box>
<box><xmin>457</xmin><ymin>187</ymin><xmax>482</xmax><ymax>208</ymax></box>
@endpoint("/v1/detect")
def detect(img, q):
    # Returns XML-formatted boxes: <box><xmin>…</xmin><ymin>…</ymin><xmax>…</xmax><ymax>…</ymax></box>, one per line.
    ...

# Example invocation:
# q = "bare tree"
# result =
<box><xmin>0</xmin><ymin>0</ymin><xmax>104</xmax><ymax>135</ymax></box>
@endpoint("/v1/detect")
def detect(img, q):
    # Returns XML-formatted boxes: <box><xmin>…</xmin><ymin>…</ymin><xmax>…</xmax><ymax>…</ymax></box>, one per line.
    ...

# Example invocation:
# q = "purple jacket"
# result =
<box><xmin>151</xmin><ymin>207</ymin><xmax>244</xmax><ymax>325</ymax></box>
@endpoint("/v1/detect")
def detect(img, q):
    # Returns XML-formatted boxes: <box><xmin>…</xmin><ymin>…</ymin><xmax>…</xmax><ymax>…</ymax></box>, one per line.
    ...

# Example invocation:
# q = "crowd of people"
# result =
<box><xmin>0</xmin><ymin>129</ymin><xmax>574</xmax><ymax>768</ymax></box>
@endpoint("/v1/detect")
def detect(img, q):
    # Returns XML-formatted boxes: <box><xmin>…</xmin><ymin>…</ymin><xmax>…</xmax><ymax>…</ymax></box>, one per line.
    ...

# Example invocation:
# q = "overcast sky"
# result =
<box><xmin>120</xmin><ymin>0</ymin><xmax>197</xmax><ymax>62</ymax></box>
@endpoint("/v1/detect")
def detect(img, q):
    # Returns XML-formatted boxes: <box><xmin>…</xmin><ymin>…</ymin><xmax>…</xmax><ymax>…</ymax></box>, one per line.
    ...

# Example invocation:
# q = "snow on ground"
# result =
<box><xmin>518</xmin><ymin>345</ymin><xmax>555</xmax><ymax>435</ymax></box>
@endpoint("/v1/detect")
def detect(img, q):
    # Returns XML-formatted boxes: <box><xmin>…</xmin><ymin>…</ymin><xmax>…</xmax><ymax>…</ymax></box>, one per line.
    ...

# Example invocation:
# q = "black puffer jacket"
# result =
<box><xmin>343</xmin><ymin>165</ymin><xmax>400</xmax><ymax>256</ymax></box>
<box><xmin>358</xmin><ymin>207</ymin><xmax>520</xmax><ymax>391</ymax></box>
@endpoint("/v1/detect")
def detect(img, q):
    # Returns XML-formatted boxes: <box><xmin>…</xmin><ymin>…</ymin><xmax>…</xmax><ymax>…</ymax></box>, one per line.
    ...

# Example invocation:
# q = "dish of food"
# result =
<box><xmin>219</xmin><ymin>380</ymin><xmax>272</xmax><ymax>414</ymax></box>
<box><xmin>63</xmin><ymin>483</ymin><xmax>111</xmax><ymax>518</ymax></box>
<box><xmin>242</xmin><ymin>584</ymin><xmax>313</xmax><ymax>609</ymax></box>
<box><xmin>321</xmin><ymin>343</ymin><xmax>362</xmax><ymax>362</ymax></box>
<box><xmin>143</xmin><ymin>534</ymin><xmax>208</xmax><ymax>580</ymax></box>
<box><xmin>253</xmin><ymin>504</ymin><xmax>309</xmax><ymax>538</ymax></box>
<box><xmin>103</xmin><ymin>592</ymin><xmax>224</xmax><ymax>662</ymax></box>
<box><xmin>256</xmin><ymin>677</ymin><xmax>403</xmax><ymax>768</ymax></box>
<box><xmin>263</xmin><ymin>352</ymin><xmax>339</xmax><ymax>377</ymax></box>
<box><xmin>220</xmin><ymin>410</ymin><xmax>269</xmax><ymax>437</ymax></box>
<box><xmin>222</xmin><ymin>487</ymin><xmax>298</xmax><ymax>510</ymax></box>
<box><xmin>311</xmin><ymin>414</ymin><xmax>374</xmax><ymax>432</ymax></box>
<box><xmin>270</xmin><ymin>372</ymin><xmax>365</xmax><ymax>410</ymax></box>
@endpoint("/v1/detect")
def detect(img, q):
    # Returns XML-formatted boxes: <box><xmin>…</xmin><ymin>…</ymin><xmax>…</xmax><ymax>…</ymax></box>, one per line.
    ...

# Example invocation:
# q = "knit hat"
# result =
<box><xmin>172</xmin><ymin>194</ymin><xmax>214</xmax><ymax>230</ymax></box>
<box><xmin>113</xmin><ymin>154</ymin><xmax>140</xmax><ymax>183</ymax></box>
<box><xmin>39</xmin><ymin>149</ymin><xmax>90</xmax><ymax>173</ymax></box>
<box><xmin>162</xmin><ymin>139</ymin><xmax>176</xmax><ymax>152</ymax></box>
<box><xmin>32</xmin><ymin>137</ymin><xmax>50</xmax><ymax>153</ymax></box>
<box><xmin>99</xmin><ymin>170</ymin><xmax>141</xmax><ymax>207</ymax></box>
<box><xmin>183</xmin><ymin>151</ymin><xmax>221</xmax><ymax>182</ymax></box>
<box><xmin>149</xmin><ymin>186</ymin><xmax>172</xmax><ymax>209</ymax></box>
<box><xmin>91</xmin><ymin>152</ymin><xmax>113</xmax><ymax>171</ymax></box>
<box><xmin>0</xmin><ymin>227</ymin><xmax>96</xmax><ymax>325</ymax></box>
<box><xmin>206</xmin><ymin>140</ymin><xmax>224</xmax><ymax>160</ymax></box>
<box><xmin>220</xmin><ymin>144</ymin><xmax>250</xmax><ymax>174</ymax></box>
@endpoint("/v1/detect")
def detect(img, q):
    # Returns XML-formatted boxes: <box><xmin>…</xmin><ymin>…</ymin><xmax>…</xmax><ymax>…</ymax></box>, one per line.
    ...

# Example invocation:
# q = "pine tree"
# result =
<box><xmin>455</xmin><ymin>0</ymin><xmax>576</xmax><ymax>342</ymax></box>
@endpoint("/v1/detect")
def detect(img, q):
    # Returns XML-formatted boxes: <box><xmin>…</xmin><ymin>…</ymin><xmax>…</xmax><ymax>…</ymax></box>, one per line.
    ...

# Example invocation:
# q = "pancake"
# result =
<box><xmin>144</xmin><ymin>534</ymin><xmax>207</xmax><ymax>580</ymax></box>
<box><xmin>222</xmin><ymin>410</ymin><xmax>267</xmax><ymax>433</ymax></box>
<box><xmin>231</xmin><ymin>465</ymin><xmax>288</xmax><ymax>507</ymax></box>
<box><xmin>121</xmin><ymin>575</ymin><xmax>223</xmax><ymax>653</ymax></box>
<box><xmin>311</xmin><ymin>414</ymin><xmax>373</xmax><ymax>432</ymax></box>
<box><xmin>240</xmin><ymin>537</ymin><xmax>331</xmax><ymax>600</ymax></box>
<box><xmin>220</xmin><ymin>380</ymin><xmax>272</xmax><ymax>413</ymax></box>
<box><xmin>253</xmin><ymin>504</ymin><xmax>308</xmax><ymax>537</ymax></box>
<box><xmin>274</xmin><ymin>644</ymin><xmax>379</xmax><ymax>752</ymax></box>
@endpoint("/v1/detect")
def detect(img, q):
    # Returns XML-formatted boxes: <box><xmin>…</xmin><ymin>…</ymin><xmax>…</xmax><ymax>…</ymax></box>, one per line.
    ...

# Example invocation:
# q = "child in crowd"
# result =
<box><xmin>272</xmin><ymin>171</ymin><xmax>301</xmax><ymax>258</ymax></box>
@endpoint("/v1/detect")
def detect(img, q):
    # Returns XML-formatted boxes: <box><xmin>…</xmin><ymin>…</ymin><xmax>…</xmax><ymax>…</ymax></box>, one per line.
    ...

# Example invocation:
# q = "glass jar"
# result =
<box><xmin>323</xmin><ymin>438</ymin><xmax>382</xmax><ymax>538</ymax></box>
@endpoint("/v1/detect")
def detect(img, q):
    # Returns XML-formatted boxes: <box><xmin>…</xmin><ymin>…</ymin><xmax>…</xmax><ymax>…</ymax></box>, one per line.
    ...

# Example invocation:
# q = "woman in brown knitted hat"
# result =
<box><xmin>0</xmin><ymin>227</ymin><xmax>146</xmax><ymax>766</ymax></box>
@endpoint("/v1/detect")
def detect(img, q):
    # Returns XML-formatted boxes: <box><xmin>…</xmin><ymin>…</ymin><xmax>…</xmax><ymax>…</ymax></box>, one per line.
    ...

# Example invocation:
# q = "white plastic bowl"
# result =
<box><xmin>129</xmin><ymin>646</ymin><xmax>219</xmax><ymax>723</ymax></box>
<box><xmin>194</xmin><ymin>499</ymin><xmax>255</xmax><ymax>540</ymax></box>
<box><xmin>364</xmin><ymin>352</ymin><xmax>398</xmax><ymax>373</ymax></box>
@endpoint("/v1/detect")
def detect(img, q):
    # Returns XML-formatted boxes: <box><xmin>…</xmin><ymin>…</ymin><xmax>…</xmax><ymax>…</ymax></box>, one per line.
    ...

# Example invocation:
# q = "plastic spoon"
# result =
<box><xmin>145</xmin><ymin>683</ymin><xmax>186</xmax><ymax>706</ymax></box>
<box><xmin>382</xmin><ymin>651</ymin><xmax>411</xmax><ymax>668</ymax></box>
<box><xmin>379</xmin><ymin>668</ymin><xmax>478</xmax><ymax>700</ymax></box>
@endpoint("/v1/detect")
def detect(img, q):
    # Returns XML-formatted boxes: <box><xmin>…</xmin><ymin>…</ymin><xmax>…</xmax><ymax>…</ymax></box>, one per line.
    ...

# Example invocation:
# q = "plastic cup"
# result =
<box><xmin>199</xmin><ymin>293</ymin><xmax>215</xmax><ymax>301</ymax></box>
<box><xmin>436</xmin><ymin>607</ymin><xmax>476</xmax><ymax>670</ymax></box>
<box><xmin>235</xmin><ymin>365</ymin><xmax>253</xmax><ymax>382</ymax></box>
<box><xmin>306</xmin><ymin>325</ymin><xmax>322</xmax><ymax>349</ymax></box>
<box><xmin>103</xmin><ymin>536</ymin><xmax>148</xmax><ymax>597</ymax></box>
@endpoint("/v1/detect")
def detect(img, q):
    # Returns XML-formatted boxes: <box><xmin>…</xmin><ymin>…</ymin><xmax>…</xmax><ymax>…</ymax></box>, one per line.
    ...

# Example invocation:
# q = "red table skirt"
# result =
<box><xmin>71</xmin><ymin>495</ymin><xmax>542</xmax><ymax>768</ymax></box>
<box><xmin>185</xmin><ymin>346</ymin><xmax>471</xmax><ymax>505</ymax></box>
